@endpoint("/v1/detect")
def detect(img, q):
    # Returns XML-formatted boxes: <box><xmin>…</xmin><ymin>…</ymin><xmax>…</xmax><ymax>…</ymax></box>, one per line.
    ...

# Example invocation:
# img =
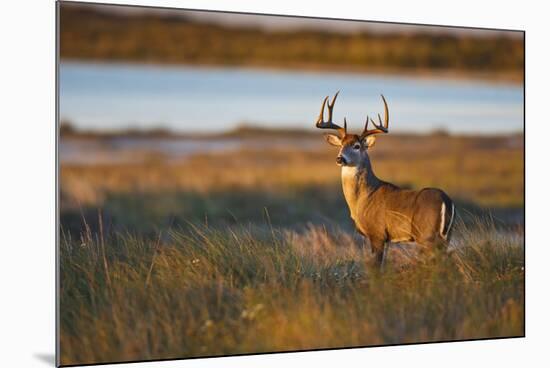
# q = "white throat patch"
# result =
<box><xmin>341</xmin><ymin>166</ymin><xmax>358</xmax><ymax>180</ymax></box>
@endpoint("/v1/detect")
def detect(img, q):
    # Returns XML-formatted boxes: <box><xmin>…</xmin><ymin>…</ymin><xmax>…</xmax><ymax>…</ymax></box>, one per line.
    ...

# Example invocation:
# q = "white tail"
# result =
<box><xmin>316</xmin><ymin>91</ymin><xmax>456</xmax><ymax>268</ymax></box>
<box><xmin>440</xmin><ymin>202</ymin><xmax>455</xmax><ymax>240</ymax></box>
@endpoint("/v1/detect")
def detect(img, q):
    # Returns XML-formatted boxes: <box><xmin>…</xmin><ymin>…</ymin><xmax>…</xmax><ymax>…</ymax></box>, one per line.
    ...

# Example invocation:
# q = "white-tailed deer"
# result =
<box><xmin>315</xmin><ymin>91</ymin><xmax>455</xmax><ymax>268</ymax></box>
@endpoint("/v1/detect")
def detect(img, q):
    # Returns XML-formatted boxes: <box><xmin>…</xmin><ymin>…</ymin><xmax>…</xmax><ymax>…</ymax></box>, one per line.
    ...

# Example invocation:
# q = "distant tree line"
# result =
<box><xmin>60</xmin><ymin>5</ymin><xmax>523</xmax><ymax>78</ymax></box>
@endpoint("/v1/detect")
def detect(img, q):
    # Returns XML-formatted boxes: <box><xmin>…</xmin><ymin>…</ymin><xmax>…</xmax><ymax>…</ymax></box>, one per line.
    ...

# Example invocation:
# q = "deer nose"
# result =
<box><xmin>336</xmin><ymin>156</ymin><xmax>346</xmax><ymax>165</ymax></box>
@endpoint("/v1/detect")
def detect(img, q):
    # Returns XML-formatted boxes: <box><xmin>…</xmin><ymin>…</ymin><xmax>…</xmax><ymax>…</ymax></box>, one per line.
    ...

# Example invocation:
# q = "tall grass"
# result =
<box><xmin>59</xmin><ymin>134</ymin><xmax>523</xmax><ymax>365</ymax></box>
<box><xmin>59</xmin><ymin>214</ymin><xmax>524</xmax><ymax>366</ymax></box>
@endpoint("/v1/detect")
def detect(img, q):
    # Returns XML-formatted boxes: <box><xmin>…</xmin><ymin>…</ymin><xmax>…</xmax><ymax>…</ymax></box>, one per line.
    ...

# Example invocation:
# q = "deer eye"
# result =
<box><xmin>353</xmin><ymin>143</ymin><xmax>361</xmax><ymax>150</ymax></box>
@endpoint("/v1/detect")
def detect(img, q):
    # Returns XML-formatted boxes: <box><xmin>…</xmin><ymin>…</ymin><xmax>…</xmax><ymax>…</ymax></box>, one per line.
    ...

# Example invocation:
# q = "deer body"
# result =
<box><xmin>341</xmin><ymin>164</ymin><xmax>454</xmax><ymax>258</ymax></box>
<box><xmin>315</xmin><ymin>92</ymin><xmax>455</xmax><ymax>268</ymax></box>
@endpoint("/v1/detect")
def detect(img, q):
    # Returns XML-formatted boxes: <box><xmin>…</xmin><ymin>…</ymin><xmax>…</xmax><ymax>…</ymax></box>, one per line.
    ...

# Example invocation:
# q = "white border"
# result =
<box><xmin>1</xmin><ymin>1</ymin><xmax>548</xmax><ymax>367</ymax></box>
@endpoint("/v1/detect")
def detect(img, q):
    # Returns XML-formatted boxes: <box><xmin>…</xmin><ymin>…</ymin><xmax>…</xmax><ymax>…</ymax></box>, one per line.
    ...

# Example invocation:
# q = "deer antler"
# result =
<box><xmin>316</xmin><ymin>91</ymin><xmax>346</xmax><ymax>137</ymax></box>
<box><xmin>361</xmin><ymin>95</ymin><xmax>390</xmax><ymax>139</ymax></box>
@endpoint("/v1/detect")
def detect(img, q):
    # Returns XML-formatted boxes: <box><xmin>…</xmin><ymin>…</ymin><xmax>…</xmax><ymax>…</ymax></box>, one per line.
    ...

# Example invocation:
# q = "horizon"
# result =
<box><xmin>59</xmin><ymin>120</ymin><xmax>524</xmax><ymax>138</ymax></box>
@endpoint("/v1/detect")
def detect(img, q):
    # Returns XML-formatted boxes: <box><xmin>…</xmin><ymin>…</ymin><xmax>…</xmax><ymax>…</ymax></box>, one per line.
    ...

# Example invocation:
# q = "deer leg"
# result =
<box><xmin>375</xmin><ymin>247</ymin><xmax>386</xmax><ymax>270</ymax></box>
<box><xmin>370</xmin><ymin>238</ymin><xmax>387</xmax><ymax>270</ymax></box>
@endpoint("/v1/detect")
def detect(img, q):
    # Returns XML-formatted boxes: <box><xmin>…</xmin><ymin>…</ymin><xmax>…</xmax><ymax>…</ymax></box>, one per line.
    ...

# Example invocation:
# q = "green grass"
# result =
<box><xmin>59</xmin><ymin>214</ymin><xmax>524</xmax><ymax>366</ymax></box>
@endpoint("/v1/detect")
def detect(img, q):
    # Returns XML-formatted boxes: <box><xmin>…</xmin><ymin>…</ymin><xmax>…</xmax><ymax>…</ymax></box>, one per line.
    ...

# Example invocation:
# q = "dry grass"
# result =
<box><xmin>60</xmin><ymin>134</ymin><xmax>523</xmax><ymax>213</ymax></box>
<box><xmin>59</xmin><ymin>133</ymin><xmax>524</xmax><ymax>366</ymax></box>
<box><xmin>59</xmin><ymin>217</ymin><xmax>524</xmax><ymax>365</ymax></box>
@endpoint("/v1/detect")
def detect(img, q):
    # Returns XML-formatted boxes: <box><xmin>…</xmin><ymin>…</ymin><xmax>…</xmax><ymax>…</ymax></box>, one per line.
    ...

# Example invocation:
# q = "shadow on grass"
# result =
<box><xmin>60</xmin><ymin>184</ymin><xmax>524</xmax><ymax>238</ymax></box>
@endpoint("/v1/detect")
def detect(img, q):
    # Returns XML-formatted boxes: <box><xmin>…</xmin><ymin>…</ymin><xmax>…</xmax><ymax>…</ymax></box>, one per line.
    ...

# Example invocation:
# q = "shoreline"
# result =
<box><xmin>59</xmin><ymin>126</ymin><xmax>525</xmax><ymax>141</ymax></box>
<box><xmin>60</xmin><ymin>58</ymin><xmax>523</xmax><ymax>86</ymax></box>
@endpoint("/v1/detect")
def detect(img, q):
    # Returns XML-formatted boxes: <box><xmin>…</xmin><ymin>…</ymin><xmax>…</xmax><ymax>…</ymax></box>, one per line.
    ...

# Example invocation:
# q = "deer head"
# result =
<box><xmin>316</xmin><ymin>91</ymin><xmax>390</xmax><ymax>167</ymax></box>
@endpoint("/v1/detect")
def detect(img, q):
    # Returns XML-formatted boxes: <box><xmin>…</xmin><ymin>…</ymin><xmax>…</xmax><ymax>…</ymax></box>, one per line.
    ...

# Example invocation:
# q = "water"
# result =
<box><xmin>59</xmin><ymin>61</ymin><xmax>523</xmax><ymax>134</ymax></box>
<box><xmin>59</xmin><ymin>136</ymin><xmax>321</xmax><ymax>164</ymax></box>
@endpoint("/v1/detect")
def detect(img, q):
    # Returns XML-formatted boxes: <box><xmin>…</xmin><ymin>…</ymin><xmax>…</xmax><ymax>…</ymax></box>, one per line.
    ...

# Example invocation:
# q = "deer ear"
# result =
<box><xmin>363</xmin><ymin>136</ymin><xmax>376</xmax><ymax>148</ymax></box>
<box><xmin>324</xmin><ymin>133</ymin><xmax>342</xmax><ymax>147</ymax></box>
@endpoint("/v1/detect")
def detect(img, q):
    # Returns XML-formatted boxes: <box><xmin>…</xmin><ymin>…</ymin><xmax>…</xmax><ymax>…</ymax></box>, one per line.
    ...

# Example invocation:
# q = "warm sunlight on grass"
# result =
<box><xmin>59</xmin><ymin>133</ymin><xmax>524</xmax><ymax>365</ymax></box>
<box><xmin>59</xmin><ymin>216</ymin><xmax>523</xmax><ymax>365</ymax></box>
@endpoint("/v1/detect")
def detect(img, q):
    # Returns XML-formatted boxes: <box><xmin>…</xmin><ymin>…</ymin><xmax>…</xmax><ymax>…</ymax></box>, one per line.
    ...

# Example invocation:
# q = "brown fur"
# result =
<box><xmin>327</xmin><ymin>134</ymin><xmax>455</xmax><ymax>268</ymax></box>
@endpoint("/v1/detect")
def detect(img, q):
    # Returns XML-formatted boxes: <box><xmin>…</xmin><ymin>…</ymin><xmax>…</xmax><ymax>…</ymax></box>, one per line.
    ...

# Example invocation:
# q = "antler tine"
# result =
<box><xmin>382</xmin><ymin>94</ymin><xmax>389</xmax><ymax>129</ymax></box>
<box><xmin>316</xmin><ymin>96</ymin><xmax>329</xmax><ymax>125</ymax></box>
<box><xmin>361</xmin><ymin>94</ymin><xmax>390</xmax><ymax>138</ymax></box>
<box><xmin>315</xmin><ymin>91</ymin><xmax>346</xmax><ymax>136</ymax></box>
<box><xmin>362</xmin><ymin>116</ymin><xmax>369</xmax><ymax>135</ymax></box>
<box><xmin>327</xmin><ymin>91</ymin><xmax>339</xmax><ymax>121</ymax></box>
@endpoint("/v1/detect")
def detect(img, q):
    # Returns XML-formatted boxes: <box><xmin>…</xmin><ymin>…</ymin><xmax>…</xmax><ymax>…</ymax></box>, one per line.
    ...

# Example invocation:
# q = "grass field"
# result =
<box><xmin>59</xmin><ymin>132</ymin><xmax>524</xmax><ymax>365</ymax></box>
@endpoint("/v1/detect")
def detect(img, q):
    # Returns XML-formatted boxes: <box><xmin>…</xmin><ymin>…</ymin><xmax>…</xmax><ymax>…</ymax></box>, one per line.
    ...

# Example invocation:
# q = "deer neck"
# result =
<box><xmin>341</xmin><ymin>157</ymin><xmax>381</xmax><ymax>220</ymax></box>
